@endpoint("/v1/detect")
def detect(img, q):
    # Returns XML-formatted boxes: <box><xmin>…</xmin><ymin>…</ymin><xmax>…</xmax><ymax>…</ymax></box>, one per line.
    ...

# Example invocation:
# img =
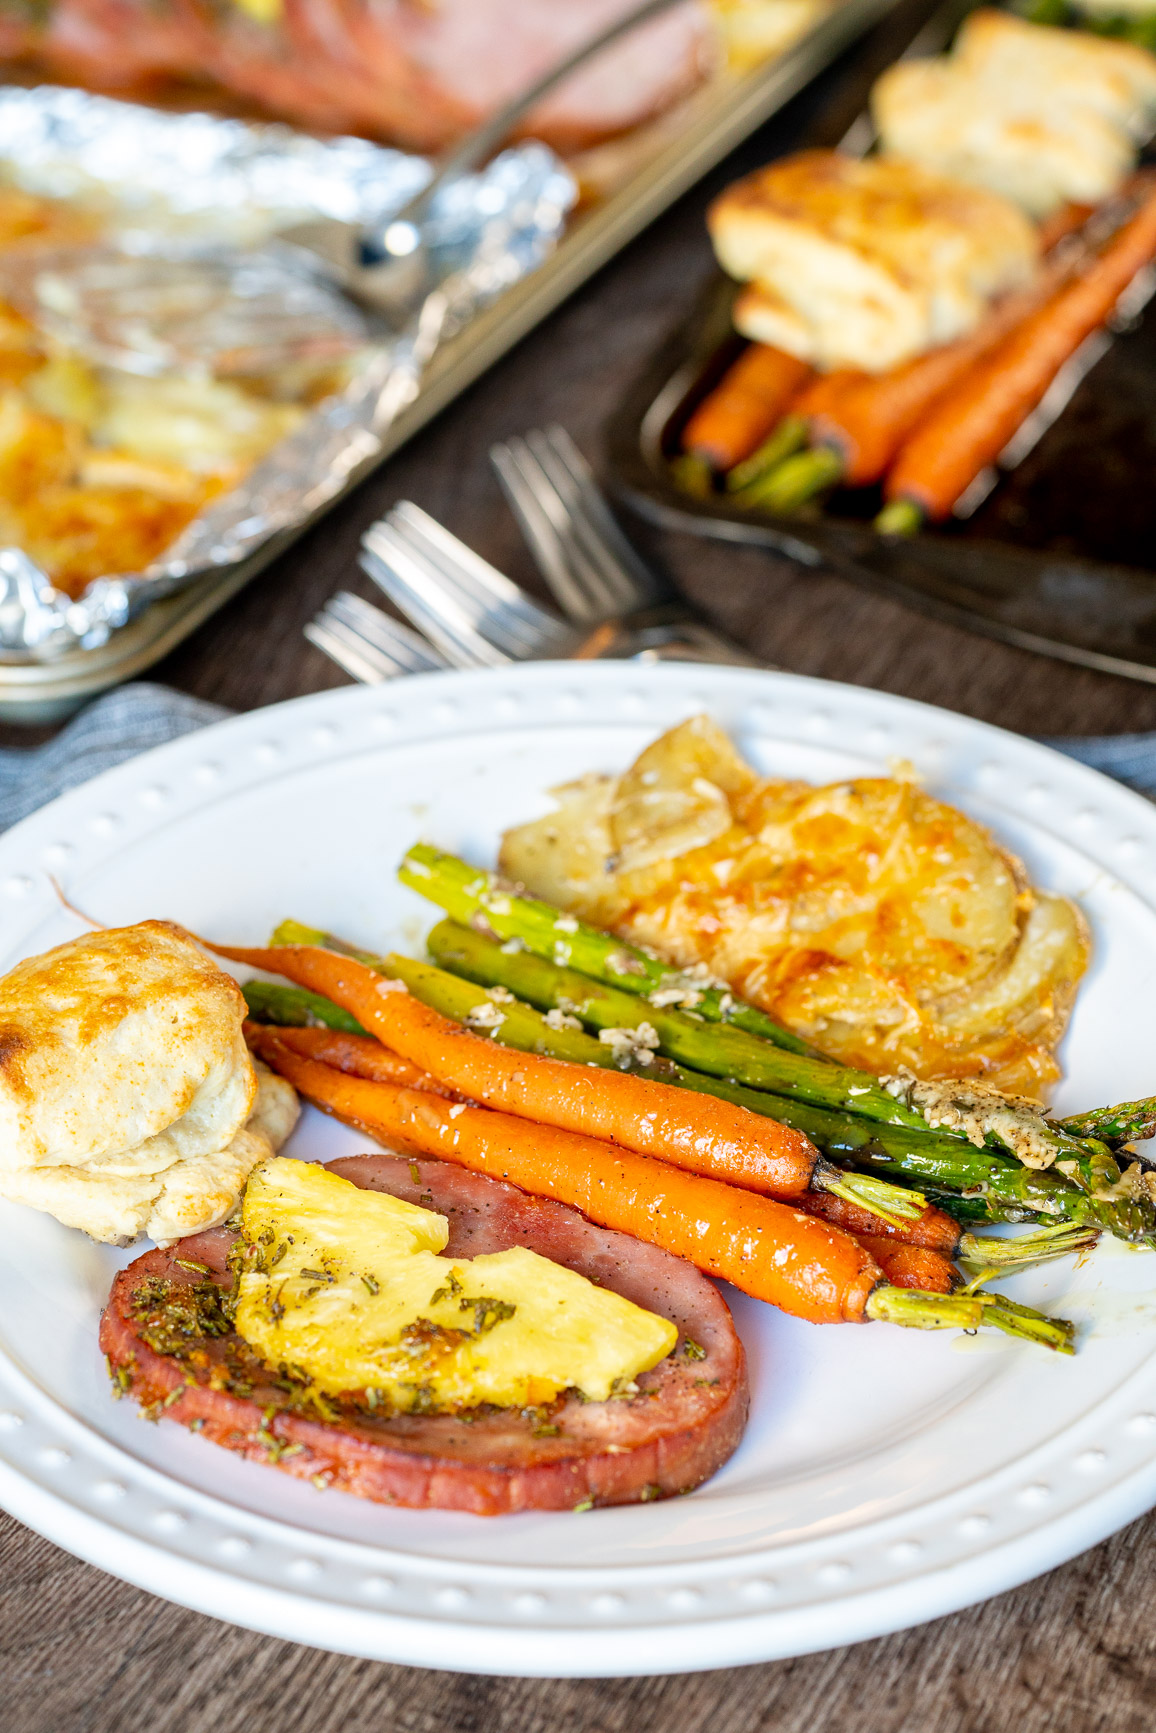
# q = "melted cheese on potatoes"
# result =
<box><xmin>235</xmin><ymin>1158</ymin><xmax>677</xmax><ymax>1412</ymax></box>
<box><xmin>709</xmin><ymin>149</ymin><xmax>1039</xmax><ymax>370</ymax></box>
<box><xmin>499</xmin><ymin>718</ymin><xmax>1089</xmax><ymax>1101</ymax></box>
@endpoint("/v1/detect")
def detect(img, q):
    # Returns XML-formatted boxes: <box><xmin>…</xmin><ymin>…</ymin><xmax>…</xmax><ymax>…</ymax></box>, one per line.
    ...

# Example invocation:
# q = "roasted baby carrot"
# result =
<box><xmin>809</xmin><ymin>281</ymin><xmax>1053</xmax><ymax>487</ymax></box>
<box><xmin>682</xmin><ymin>343</ymin><xmax>812</xmax><ymax>470</ymax></box>
<box><xmin>794</xmin><ymin>1188</ymin><xmax>963</xmax><ymax>1254</ymax></box>
<box><xmin>856</xmin><ymin>1236</ymin><xmax>958</xmax><ymax>1294</ymax></box>
<box><xmin>791</xmin><ymin>367</ymin><xmax>868</xmax><ymax>422</ymax></box>
<box><xmin>884</xmin><ymin>178</ymin><xmax>1156</xmax><ymax>520</ymax></box>
<box><xmin>249</xmin><ymin>1028</ymin><xmax>882</xmax><ymax>1325</ymax></box>
<box><xmin>243</xmin><ymin>1020</ymin><xmax>452</xmax><ymax>1095</ymax></box>
<box><xmin>214</xmin><ymin>942</ymin><xmax>822</xmax><ymax>1199</ymax></box>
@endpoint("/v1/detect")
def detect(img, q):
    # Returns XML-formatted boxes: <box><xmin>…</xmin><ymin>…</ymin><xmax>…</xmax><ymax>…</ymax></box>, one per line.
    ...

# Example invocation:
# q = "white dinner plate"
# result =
<box><xmin>1</xmin><ymin>662</ymin><xmax>1155</xmax><ymax>1677</ymax></box>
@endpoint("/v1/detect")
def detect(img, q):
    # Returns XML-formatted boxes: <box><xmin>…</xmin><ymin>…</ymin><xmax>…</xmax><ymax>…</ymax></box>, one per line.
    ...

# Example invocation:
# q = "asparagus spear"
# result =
<box><xmin>264</xmin><ymin>923</ymin><xmax>1128</xmax><ymax>1233</ymax></box>
<box><xmin>243</xmin><ymin>980</ymin><xmax>366</xmax><ymax>1034</ymax></box>
<box><xmin>426</xmin><ymin>915</ymin><xmax>923</xmax><ymax>1117</ymax></box>
<box><xmin>1057</xmin><ymin>1097</ymin><xmax>1156</xmax><ymax>1148</ymax></box>
<box><xmin>425</xmin><ymin>914</ymin><xmax>1140</xmax><ymax>1207</ymax></box>
<box><xmin>246</xmin><ymin>964</ymin><xmax>1122</xmax><ymax>1265</ymax></box>
<box><xmin>395</xmin><ymin>849</ymin><xmax>933</xmax><ymax>1129</ymax></box>
<box><xmin>398</xmin><ymin>845</ymin><xmax>818</xmax><ymax>1049</ymax></box>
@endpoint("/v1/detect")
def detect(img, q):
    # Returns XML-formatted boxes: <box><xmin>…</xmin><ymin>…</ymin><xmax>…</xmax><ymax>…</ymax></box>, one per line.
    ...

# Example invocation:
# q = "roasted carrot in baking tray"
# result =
<box><xmin>880</xmin><ymin>177</ymin><xmax>1156</xmax><ymax>524</ymax></box>
<box><xmin>682</xmin><ymin>342</ymin><xmax>812</xmax><ymax>470</ymax></box>
<box><xmin>807</xmin><ymin>281</ymin><xmax>1054</xmax><ymax>487</ymax></box>
<box><xmin>247</xmin><ymin>1028</ymin><xmax>1074</xmax><ymax>1348</ymax></box>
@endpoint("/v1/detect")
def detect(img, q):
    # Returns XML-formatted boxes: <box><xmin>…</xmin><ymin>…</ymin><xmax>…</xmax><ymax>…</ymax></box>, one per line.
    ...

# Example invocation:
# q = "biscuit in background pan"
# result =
<box><xmin>872</xmin><ymin>10</ymin><xmax>1156</xmax><ymax>215</ymax></box>
<box><xmin>708</xmin><ymin>150</ymin><xmax>1039</xmax><ymax>370</ymax></box>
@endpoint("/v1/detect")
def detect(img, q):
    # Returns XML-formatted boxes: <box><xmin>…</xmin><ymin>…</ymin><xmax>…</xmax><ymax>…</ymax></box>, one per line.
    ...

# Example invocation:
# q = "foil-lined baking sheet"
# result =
<box><xmin>0</xmin><ymin>85</ymin><xmax>576</xmax><ymax>661</ymax></box>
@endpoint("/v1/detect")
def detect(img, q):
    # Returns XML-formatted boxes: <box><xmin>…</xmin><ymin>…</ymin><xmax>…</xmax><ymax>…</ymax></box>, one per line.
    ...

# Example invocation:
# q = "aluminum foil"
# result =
<box><xmin>0</xmin><ymin>85</ymin><xmax>576</xmax><ymax>660</ymax></box>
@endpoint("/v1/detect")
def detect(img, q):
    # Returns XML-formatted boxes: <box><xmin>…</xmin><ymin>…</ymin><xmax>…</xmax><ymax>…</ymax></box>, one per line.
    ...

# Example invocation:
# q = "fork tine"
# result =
<box><xmin>327</xmin><ymin>591</ymin><xmax>446</xmax><ymax>671</ymax></box>
<box><xmin>305</xmin><ymin>618</ymin><xmax>393</xmax><ymax>684</ymax></box>
<box><xmin>491</xmin><ymin>438</ymin><xmax>606</xmax><ymax>623</ymax></box>
<box><xmin>520</xmin><ymin>430</ymin><xmax>637</xmax><ymax>617</ymax></box>
<box><xmin>390</xmin><ymin>502</ymin><xmax>565</xmax><ymax>631</ymax></box>
<box><xmin>360</xmin><ymin>528</ymin><xmax>508</xmax><ymax>668</ymax></box>
<box><xmin>385</xmin><ymin>502</ymin><xmax>572</xmax><ymax>657</ymax></box>
<box><xmin>307</xmin><ymin>603</ymin><xmax>429</xmax><ymax>684</ymax></box>
<box><xmin>543</xmin><ymin>426</ymin><xmax>665</xmax><ymax>609</ymax></box>
<box><xmin>373</xmin><ymin>520</ymin><xmax>559</xmax><ymax>661</ymax></box>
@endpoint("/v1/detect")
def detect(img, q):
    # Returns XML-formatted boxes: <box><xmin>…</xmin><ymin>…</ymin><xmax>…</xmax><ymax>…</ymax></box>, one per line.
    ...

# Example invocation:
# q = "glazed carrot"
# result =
<box><xmin>250</xmin><ymin>1028</ymin><xmax>882</xmax><ymax>1325</ymax></box>
<box><xmin>682</xmin><ymin>343</ymin><xmax>813</xmax><ymax>470</ymax></box>
<box><xmin>243</xmin><ymin>1021</ymin><xmax>453</xmax><ymax>1096</ymax></box>
<box><xmin>810</xmin><ymin>281</ymin><xmax>1054</xmax><ymax>487</ymax></box>
<box><xmin>1036</xmin><ymin>201</ymin><xmax>1095</xmax><ymax>253</ymax></box>
<box><xmin>791</xmin><ymin>367</ymin><xmax>868</xmax><ymax>422</ymax></box>
<box><xmin>856</xmin><ymin>1236</ymin><xmax>958</xmax><ymax>1294</ymax></box>
<box><xmin>793</xmin><ymin>1188</ymin><xmax>962</xmax><ymax>1255</ymax></box>
<box><xmin>885</xmin><ymin>178</ymin><xmax>1156</xmax><ymax>520</ymax></box>
<box><xmin>213</xmin><ymin>943</ymin><xmax>822</xmax><ymax>1199</ymax></box>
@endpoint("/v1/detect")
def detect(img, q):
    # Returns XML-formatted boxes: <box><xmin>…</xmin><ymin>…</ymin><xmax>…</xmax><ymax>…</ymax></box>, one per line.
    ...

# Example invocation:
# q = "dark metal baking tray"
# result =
<box><xmin>605</xmin><ymin>16</ymin><xmax>1156</xmax><ymax>684</ymax></box>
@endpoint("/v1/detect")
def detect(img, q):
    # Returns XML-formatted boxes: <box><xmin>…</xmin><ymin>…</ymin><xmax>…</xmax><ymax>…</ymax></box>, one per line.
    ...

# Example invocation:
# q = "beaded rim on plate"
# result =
<box><xmin>0</xmin><ymin>662</ymin><xmax>1153</xmax><ymax>1675</ymax></box>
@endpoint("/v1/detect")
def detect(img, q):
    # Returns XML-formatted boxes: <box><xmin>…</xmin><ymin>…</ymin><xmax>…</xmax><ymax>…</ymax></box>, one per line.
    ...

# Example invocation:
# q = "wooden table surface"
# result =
<box><xmin>6</xmin><ymin>9</ymin><xmax>1156</xmax><ymax>1728</ymax></box>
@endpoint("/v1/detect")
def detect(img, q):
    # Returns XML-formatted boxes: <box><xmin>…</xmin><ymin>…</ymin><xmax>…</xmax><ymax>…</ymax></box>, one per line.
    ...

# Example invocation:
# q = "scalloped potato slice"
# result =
<box><xmin>934</xmin><ymin>892</ymin><xmax>1089</xmax><ymax>1040</ymax></box>
<box><xmin>500</xmin><ymin>718</ymin><xmax>1090</xmax><ymax>1100</ymax></box>
<box><xmin>609</xmin><ymin>714</ymin><xmax>757</xmax><ymax>875</ymax></box>
<box><xmin>500</xmin><ymin>773</ymin><xmax>629</xmax><ymax>928</ymax></box>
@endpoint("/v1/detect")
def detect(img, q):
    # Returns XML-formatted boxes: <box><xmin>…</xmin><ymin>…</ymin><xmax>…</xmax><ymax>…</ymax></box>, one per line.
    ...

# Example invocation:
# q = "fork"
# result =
<box><xmin>360</xmin><ymin>495</ymin><xmax>763</xmax><ymax>669</ymax></box>
<box><xmin>359</xmin><ymin>502</ymin><xmax>571</xmax><ymax>668</ymax></box>
<box><xmin>305</xmin><ymin>589</ymin><xmax>447</xmax><ymax>683</ymax></box>
<box><xmin>490</xmin><ymin>424</ymin><xmax>764</xmax><ymax>665</ymax></box>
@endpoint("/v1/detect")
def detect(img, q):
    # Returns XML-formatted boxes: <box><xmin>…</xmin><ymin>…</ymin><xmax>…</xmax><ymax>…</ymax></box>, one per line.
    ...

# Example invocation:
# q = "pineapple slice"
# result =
<box><xmin>235</xmin><ymin>1158</ymin><xmax>677</xmax><ymax>1413</ymax></box>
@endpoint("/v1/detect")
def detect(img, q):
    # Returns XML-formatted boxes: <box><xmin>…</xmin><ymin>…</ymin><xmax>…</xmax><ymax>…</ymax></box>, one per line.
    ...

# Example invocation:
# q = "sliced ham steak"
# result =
<box><xmin>16</xmin><ymin>0</ymin><xmax>714</xmax><ymax>154</ymax></box>
<box><xmin>36</xmin><ymin>0</ymin><xmax>203</xmax><ymax>88</ymax></box>
<box><xmin>352</xmin><ymin>0</ymin><xmax>716</xmax><ymax>154</ymax></box>
<box><xmin>100</xmin><ymin>1155</ymin><xmax>749</xmax><ymax>1515</ymax></box>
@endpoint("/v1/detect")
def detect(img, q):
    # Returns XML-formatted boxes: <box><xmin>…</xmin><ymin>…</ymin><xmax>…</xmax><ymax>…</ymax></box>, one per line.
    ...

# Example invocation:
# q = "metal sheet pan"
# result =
<box><xmin>0</xmin><ymin>0</ymin><xmax>901</xmax><ymax>723</ymax></box>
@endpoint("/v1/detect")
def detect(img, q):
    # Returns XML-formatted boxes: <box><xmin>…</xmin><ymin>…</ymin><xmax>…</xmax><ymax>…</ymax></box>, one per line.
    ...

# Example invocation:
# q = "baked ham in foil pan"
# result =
<box><xmin>0</xmin><ymin>84</ymin><xmax>575</xmax><ymax>661</ymax></box>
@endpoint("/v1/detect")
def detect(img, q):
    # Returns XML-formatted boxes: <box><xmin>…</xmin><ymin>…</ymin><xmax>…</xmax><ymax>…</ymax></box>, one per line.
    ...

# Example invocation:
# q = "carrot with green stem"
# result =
<box><xmin>248</xmin><ymin>1028</ymin><xmax>1074</xmax><ymax>1349</ymax></box>
<box><xmin>211</xmin><ymin>938</ymin><xmax>838</xmax><ymax>1203</ymax></box>
<box><xmin>243</xmin><ymin>984</ymin><xmax>1098</xmax><ymax>1274</ymax></box>
<box><xmin>795</xmin><ymin>1189</ymin><xmax>1097</xmax><ymax>1278</ymax></box>
<box><xmin>879</xmin><ymin>176</ymin><xmax>1156</xmax><ymax>527</ymax></box>
<box><xmin>243</xmin><ymin>1021</ymin><xmax>454</xmax><ymax>1095</ymax></box>
<box><xmin>855</xmin><ymin>1236</ymin><xmax>958</xmax><ymax>1295</ymax></box>
<box><xmin>242</xmin><ymin>936</ymin><xmax>1120</xmax><ymax>1238</ymax></box>
<box><xmin>682</xmin><ymin>342</ymin><xmax>812</xmax><ymax>472</ymax></box>
<box><xmin>721</xmin><ymin>203</ymin><xmax>1106</xmax><ymax>512</ymax></box>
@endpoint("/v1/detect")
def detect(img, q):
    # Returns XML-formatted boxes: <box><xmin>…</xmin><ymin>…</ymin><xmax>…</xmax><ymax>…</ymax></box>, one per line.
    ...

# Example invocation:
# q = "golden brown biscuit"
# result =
<box><xmin>708</xmin><ymin>150</ymin><xmax>1039</xmax><ymax>369</ymax></box>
